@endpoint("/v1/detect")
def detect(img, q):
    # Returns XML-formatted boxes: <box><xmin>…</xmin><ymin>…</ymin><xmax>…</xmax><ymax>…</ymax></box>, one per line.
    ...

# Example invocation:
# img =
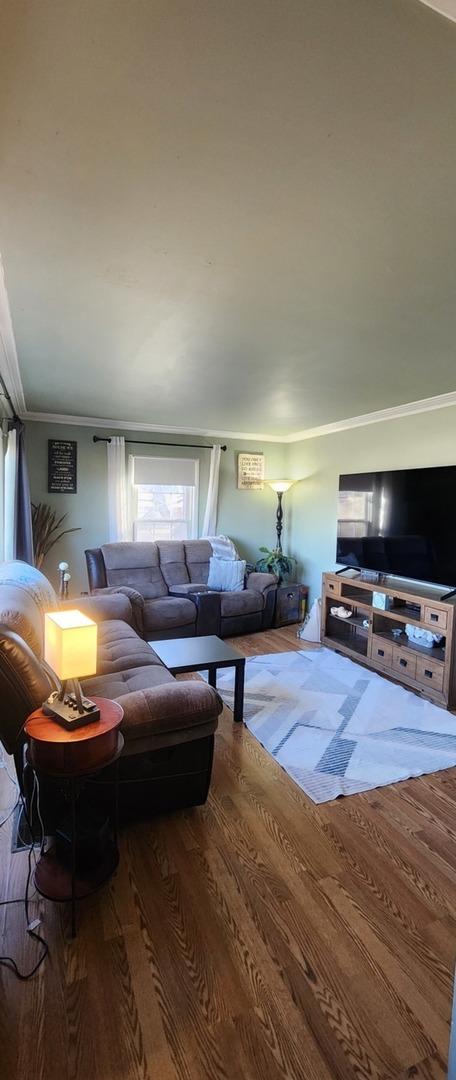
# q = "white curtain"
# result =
<box><xmin>0</xmin><ymin>422</ymin><xmax>23</xmax><ymax>562</ymax></box>
<box><xmin>202</xmin><ymin>443</ymin><xmax>222</xmax><ymax>537</ymax></box>
<box><xmin>3</xmin><ymin>423</ymin><xmax>17</xmax><ymax>561</ymax></box>
<box><xmin>107</xmin><ymin>436</ymin><xmax>129</xmax><ymax>541</ymax></box>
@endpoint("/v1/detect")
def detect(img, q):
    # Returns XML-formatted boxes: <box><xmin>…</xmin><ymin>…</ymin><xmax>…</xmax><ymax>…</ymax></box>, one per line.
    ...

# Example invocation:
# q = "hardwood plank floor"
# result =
<box><xmin>1</xmin><ymin>627</ymin><xmax>455</xmax><ymax>1079</ymax></box>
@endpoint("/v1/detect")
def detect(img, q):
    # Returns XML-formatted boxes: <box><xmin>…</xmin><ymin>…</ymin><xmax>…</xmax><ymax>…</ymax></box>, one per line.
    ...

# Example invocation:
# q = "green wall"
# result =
<box><xmin>24</xmin><ymin>420</ymin><xmax>287</xmax><ymax>593</ymax></box>
<box><xmin>25</xmin><ymin>406</ymin><xmax>456</xmax><ymax>603</ymax></box>
<box><xmin>288</xmin><ymin>405</ymin><xmax>456</xmax><ymax>604</ymax></box>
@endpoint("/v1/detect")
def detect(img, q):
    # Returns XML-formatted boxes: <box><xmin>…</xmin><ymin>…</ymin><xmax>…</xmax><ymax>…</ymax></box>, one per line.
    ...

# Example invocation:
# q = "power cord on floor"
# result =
<box><xmin>0</xmin><ymin>765</ymin><xmax>49</xmax><ymax>980</ymax></box>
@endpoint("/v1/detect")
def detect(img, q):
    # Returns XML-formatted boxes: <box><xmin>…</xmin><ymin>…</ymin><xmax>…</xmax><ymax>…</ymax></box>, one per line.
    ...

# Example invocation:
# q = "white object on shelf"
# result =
<box><xmin>405</xmin><ymin>623</ymin><xmax>443</xmax><ymax>649</ymax></box>
<box><xmin>330</xmin><ymin>606</ymin><xmax>353</xmax><ymax>620</ymax></box>
<box><xmin>373</xmin><ymin>591</ymin><xmax>388</xmax><ymax>610</ymax></box>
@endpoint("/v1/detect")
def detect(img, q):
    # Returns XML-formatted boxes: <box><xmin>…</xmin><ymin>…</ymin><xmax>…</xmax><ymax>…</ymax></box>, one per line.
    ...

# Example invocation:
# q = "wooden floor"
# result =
<box><xmin>1</xmin><ymin>627</ymin><xmax>455</xmax><ymax>1079</ymax></box>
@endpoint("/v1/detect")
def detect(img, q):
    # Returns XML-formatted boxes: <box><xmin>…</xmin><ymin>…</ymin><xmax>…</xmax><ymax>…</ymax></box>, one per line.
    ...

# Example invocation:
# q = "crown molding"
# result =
<box><xmin>22</xmin><ymin>410</ymin><xmax>285</xmax><ymax>443</ymax></box>
<box><xmin>283</xmin><ymin>390</ymin><xmax>456</xmax><ymax>442</ymax></box>
<box><xmin>0</xmin><ymin>256</ymin><xmax>27</xmax><ymax>416</ymax></box>
<box><xmin>23</xmin><ymin>389</ymin><xmax>456</xmax><ymax>445</ymax></box>
<box><xmin>417</xmin><ymin>1</ymin><xmax>456</xmax><ymax>24</ymax></box>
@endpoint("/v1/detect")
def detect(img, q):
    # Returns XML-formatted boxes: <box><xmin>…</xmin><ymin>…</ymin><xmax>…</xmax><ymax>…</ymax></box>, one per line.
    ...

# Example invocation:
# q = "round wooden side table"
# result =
<box><xmin>25</xmin><ymin>697</ymin><xmax>124</xmax><ymax>938</ymax></box>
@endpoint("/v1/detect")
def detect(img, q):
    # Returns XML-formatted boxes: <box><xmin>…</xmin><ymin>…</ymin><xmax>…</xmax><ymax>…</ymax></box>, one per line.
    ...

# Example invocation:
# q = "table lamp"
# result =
<box><xmin>268</xmin><ymin>480</ymin><xmax>295</xmax><ymax>551</ymax></box>
<box><xmin>43</xmin><ymin>610</ymin><xmax>100</xmax><ymax>729</ymax></box>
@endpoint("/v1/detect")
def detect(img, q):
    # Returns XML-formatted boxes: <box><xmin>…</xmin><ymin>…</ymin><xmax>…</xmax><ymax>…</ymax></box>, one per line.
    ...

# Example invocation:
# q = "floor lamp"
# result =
<box><xmin>268</xmin><ymin>481</ymin><xmax>294</xmax><ymax>551</ymax></box>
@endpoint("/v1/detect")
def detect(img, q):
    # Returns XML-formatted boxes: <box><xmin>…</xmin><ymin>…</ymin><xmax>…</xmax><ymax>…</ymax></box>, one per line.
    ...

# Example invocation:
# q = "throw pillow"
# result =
<box><xmin>207</xmin><ymin>557</ymin><xmax>246</xmax><ymax>592</ymax></box>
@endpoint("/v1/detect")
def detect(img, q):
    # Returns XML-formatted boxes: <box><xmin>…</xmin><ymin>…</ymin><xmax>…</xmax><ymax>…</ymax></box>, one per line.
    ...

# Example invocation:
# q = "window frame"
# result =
<box><xmin>130</xmin><ymin>455</ymin><xmax>199</xmax><ymax>542</ymax></box>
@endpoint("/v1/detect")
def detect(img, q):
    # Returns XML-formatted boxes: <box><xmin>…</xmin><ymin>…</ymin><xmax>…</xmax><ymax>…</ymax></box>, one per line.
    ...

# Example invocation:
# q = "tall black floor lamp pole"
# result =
<box><xmin>275</xmin><ymin>491</ymin><xmax>284</xmax><ymax>552</ymax></box>
<box><xmin>268</xmin><ymin>481</ymin><xmax>294</xmax><ymax>551</ymax></box>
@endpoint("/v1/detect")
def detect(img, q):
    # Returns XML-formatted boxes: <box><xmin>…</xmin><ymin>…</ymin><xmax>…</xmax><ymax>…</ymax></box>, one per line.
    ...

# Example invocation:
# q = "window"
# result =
<box><xmin>131</xmin><ymin>456</ymin><xmax>199</xmax><ymax>542</ymax></box>
<box><xmin>337</xmin><ymin>490</ymin><xmax>374</xmax><ymax>538</ymax></box>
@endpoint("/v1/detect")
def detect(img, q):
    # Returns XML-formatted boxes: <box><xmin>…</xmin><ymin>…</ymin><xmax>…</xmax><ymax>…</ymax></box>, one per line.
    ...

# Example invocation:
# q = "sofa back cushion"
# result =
<box><xmin>101</xmin><ymin>542</ymin><xmax>167</xmax><ymax>598</ymax></box>
<box><xmin>184</xmin><ymin>540</ymin><xmax>212</xmax><ymax>584</ymax></box>
<box><xmin>156</xmin><ymin>541</ymin><xmax>190</xmax><ymax>588</ymax></box>
<box><xmin>0</xmin><ymin>562</ymin><xmax>57</xmax><ymax>658</ymax></box>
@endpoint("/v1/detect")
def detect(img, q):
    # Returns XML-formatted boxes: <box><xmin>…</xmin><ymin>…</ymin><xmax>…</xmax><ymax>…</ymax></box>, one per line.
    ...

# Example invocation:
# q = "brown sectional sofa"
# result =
<box><xmin>0</xmin><ymin>563</ymin><xmax>223</xmax><ymax>824</ymax></box>
<box><xmin>85</xmin><ymin>540</ymin><xmax>277</xmax><ymax>640</ymax></box>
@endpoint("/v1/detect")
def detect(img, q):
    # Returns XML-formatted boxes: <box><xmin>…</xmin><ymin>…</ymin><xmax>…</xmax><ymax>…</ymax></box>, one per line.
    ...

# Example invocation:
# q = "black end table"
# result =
<box><xmin>25</xmin><ymin>698</ymin><xmax>124</xmax><ymax>938</ymax></box>
<box><xmin>151</xmin><ymin>635</ymin><xmax>246</xmax><ymax>723</ymax></box>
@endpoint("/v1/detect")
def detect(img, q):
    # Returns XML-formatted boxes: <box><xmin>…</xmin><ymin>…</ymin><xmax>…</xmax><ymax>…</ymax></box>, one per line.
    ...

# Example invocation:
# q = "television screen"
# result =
<box><xmin>336</xmin><ymin>465</ymin><xmax>456</xmax><ymax>588</ymax></box>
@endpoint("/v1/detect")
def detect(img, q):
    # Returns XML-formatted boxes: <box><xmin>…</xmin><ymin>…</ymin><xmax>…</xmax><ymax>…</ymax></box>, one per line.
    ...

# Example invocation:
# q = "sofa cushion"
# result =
<box><xmin>220</xmin><ymin>589</ymin><xmax>263</xmax><ymax>617</ymax></box>
<box><xmin>101</xmin><ymin>542</ymin><xmax>167</xmax><ymax>598</ymax></box>
<box><xmin>96</xmin><ymin>620</ymin><xmax>164</xmax><ymax>674</ymax></box>
<box><xmin>184</xmin><ymin>540</ymin><xmax>212</xmax><ymax>584</ymax></box>
<box><xmin>157</xmin><ymin>541</ymin><xmax>190</xmax><ymax>587</ymax></box>
<box><xmin>82</xmin><ymin>662</ymin><xmax>175</xmax><ymax>700</ymax></box>
<box><xmin>116</xmin><ymin>680</ymin><xmax>222</xmax><ymax>741</ymax></box>
<box><xmin>131</xmin><ymin>583</ymin><xmax>168</xmax><ymax>600</ymax></box>
<box><xmin>143</xmin><ymin>596</ymin><xmax>197</xmax><ymax>632</ymax></box>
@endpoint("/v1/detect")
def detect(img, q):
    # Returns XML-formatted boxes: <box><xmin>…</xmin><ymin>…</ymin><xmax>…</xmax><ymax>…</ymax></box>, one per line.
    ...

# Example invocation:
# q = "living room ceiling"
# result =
<box><xmin>1</xmin><ymin>0</ymin><xmax>456</xmax><ymax>439</ymax></box>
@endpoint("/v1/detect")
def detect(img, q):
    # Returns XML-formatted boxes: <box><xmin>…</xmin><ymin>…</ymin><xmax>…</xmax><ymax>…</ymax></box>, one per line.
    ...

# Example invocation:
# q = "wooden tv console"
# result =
<box><xmin>321</xmin><ymin>570</ymin><xmax>456</xmax><ymax>709</ymax></box>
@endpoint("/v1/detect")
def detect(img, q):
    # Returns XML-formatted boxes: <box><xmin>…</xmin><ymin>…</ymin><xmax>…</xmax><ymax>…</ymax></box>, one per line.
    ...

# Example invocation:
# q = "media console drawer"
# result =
<box><xmin>415</xmin><ymin>656</ymin><xmax>444</xmax><ymax>693</ymax></box>
<box><xmin>423</xmin><ymin>605</ymin><xmax>447</xmax><ymax>631</ymax></box>
<box><xmin>392</xmin><ymin>647</ymin><xmax>416</xmax><ymax>680</ymax></box>
<box><xmin>371</xmin><ymin>637</ymin><xmax>393</xmax><ymax>666</ymax></box>
<box><xmin>326</xmin><ymin>579</ymin><xmax>340</xmax><ymax>597</ymax></box>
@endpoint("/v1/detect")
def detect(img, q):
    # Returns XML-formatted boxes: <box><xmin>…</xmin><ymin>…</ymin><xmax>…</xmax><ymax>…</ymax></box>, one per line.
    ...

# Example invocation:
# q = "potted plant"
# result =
<box><xmin>31</xmin><ymin>503</ymin><xmax>81</xmax><ymax>570</ymax></box>
<box><xmin>256</xmin><ymin>547</ymin><xmax>297</xmax><ymax>585</ymax></box>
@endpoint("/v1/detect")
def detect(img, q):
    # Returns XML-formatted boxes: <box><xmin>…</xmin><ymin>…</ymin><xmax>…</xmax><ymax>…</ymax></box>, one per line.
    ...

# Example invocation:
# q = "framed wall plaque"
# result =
<box><xmin>48</xmin><ymin>439</ymin><xmax>77</xmax><ymax>494</ymax></box>
<box><xmin>237</xmin><ymin>452</ymin><xmax>264</xmax><ymax>490</ymax></box>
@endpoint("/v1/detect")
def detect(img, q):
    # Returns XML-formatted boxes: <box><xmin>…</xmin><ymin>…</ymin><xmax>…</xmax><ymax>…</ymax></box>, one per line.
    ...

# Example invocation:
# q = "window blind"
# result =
<box><xmin>132</xmin><ymin>456</ymin><xmax>198</xmax><ymax>487</ymax></box>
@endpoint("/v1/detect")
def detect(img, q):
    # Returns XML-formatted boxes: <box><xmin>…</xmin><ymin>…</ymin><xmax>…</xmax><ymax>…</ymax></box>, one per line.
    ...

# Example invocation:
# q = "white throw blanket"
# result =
<box><xmin>205</xmin><ymin>535</ymin><xmax>239</xmax><ymax>561</ymax></box>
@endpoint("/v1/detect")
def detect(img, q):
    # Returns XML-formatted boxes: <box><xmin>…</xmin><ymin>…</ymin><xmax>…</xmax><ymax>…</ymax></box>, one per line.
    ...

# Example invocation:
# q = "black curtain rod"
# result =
<box><xmin>93</xmin><ymin>435</ymin><xmax>227</xmax><ymax>451</ymax></box>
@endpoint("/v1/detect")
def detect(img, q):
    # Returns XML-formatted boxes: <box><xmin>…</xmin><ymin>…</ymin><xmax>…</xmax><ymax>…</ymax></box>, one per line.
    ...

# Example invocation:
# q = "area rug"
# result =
<box><xmin>211</xmin><ymin>648</ymin><xmax>456</xmax><ymax>802</ymax></box>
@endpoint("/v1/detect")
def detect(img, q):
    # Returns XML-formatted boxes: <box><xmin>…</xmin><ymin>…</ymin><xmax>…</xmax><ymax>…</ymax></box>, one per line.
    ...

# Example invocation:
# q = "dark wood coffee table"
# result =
<box><xmin>151</xmin><ymin>635</ymin><xmax>246</xmax><ymax>723</ymax></box>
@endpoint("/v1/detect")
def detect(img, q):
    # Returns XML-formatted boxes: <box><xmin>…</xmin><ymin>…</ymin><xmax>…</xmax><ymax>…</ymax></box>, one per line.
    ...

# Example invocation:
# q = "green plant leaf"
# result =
<box><xmin>31</xmin><ymin>502</ymin><xmax>81</xmax><ymax>569</ymax></box>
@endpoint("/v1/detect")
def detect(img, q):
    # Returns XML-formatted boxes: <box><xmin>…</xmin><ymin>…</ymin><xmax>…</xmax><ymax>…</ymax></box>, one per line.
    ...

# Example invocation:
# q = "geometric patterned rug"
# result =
<box><xmin>211</xmin><ymin>647</ymin><xmax>456</xmax><ymax>802</ymax></box>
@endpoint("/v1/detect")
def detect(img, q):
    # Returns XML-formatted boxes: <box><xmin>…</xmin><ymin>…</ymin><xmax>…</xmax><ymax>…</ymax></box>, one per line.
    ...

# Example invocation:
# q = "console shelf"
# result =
<box><xmin>321</xmin><ymin>571</ymin><xmax>456</xmax><ymax>708</ymax></box>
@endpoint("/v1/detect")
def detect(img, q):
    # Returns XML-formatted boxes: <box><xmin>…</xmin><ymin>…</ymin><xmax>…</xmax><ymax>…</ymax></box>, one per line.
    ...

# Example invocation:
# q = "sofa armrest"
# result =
<box><xmin>246</xmin><ymin>571</ymin><xmax>278</xmax><ymax>594</ymax></box>
<box><xmin>85</xmin><ymin>547</ymin><xmax>108</xmax><ymax>590</ymax></box>
<box><xmin>59</xmin><ymin>593</ymin><xmax>134</xmax><ymax>626</ymax></box>
<box><xmin>92</xmin><ymin>585</ymin><xmax>144</xmax><ymax>635</ymax></box>
<box><xmin>169</xmin><ymin>586</ymin><xmax>221</xmax><ymax>637</ymax></box>
<box><xmin>117</xmin><ymin>680</ymin><xmax>223</xmax><ymax>740</ymax></box>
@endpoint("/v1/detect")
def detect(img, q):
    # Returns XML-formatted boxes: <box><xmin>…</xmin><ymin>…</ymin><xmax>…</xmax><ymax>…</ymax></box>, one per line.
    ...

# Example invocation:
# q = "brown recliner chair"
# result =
<box><xmin>0</xmin><ymin>562</ymin><xmax>223</xmax><ymax>826</ymax></box>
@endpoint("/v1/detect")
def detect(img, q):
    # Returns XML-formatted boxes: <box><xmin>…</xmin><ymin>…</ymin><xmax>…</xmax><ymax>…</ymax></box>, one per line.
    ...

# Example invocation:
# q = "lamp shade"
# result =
<box><xmin>44</xmin><ymin>610</ymin><xmax>98</xmax><ymax>681</ymax></box>
<box><xmin>268</xmin><ymin>480</ymin><xmax>294</xmax><ymax>494</ymax></box>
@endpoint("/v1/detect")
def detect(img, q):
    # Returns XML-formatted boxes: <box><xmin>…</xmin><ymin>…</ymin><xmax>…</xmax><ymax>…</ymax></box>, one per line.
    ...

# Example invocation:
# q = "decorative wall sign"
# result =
<box><xmin>237</xmin><ymin>452</ymin><xmax>264</xmax><ymax>490</ymax></box>
<box><xmin>48</xmin><ymin>439</ymin><xmax>77</xmax><ymax>494</ymax></box>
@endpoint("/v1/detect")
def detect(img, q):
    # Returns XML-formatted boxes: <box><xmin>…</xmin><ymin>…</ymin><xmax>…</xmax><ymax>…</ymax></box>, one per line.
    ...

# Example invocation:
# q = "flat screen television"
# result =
<box><xmin>336</xmin><ymin>465</ymin><xmax>456</xmax><ymax>588</ymax></box>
